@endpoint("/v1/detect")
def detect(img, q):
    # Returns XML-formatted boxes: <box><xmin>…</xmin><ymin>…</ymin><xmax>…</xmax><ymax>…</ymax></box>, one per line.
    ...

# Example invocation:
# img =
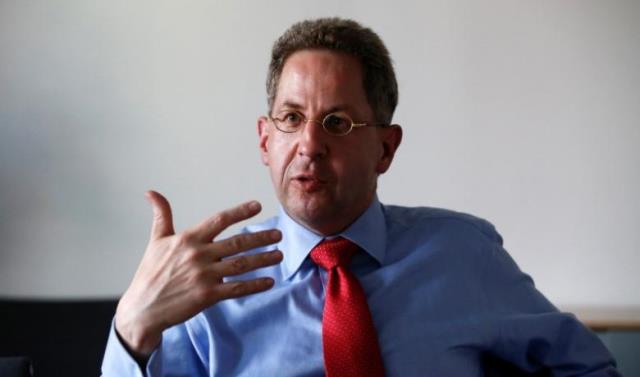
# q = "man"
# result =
<box><xmin>102</xmin><ymin>18</ymin><xmax>619</xmax><ymax>376</ymax></box>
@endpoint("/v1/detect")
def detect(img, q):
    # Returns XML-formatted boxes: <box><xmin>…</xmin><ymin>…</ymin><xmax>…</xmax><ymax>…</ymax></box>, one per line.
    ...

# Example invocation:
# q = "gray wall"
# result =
<box><xmin>1</xmin><ymin>0</ymin><xmax>639</xmax><ymax>309</ymax></box>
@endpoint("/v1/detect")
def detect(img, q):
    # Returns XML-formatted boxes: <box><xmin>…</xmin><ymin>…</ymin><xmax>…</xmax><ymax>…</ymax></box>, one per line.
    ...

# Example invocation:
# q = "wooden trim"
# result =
<box><xmin>561</xmin><ymin>306</ymin><xmax>640</xmax><ymax>331</ymax></box>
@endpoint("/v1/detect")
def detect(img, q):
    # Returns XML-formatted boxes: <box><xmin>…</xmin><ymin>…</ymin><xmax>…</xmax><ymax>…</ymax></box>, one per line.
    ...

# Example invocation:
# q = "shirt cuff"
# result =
<box><xmin>101</xmin><ymin>320</ymin><xmax>163</xmax><ymax>377</ymax></box>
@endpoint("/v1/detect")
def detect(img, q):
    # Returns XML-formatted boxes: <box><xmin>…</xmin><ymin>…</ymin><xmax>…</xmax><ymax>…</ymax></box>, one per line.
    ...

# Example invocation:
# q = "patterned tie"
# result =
<box><xmin>310</xmin><ymin>237</ymin><xmax>385</xmax><ymax>377</ymax></box>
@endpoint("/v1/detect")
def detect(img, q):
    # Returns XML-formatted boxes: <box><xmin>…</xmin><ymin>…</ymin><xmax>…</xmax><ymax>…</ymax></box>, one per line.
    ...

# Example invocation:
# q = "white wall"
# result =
<box><xmin>1</xmin><ymin>0</ymin><xmax>638</xmax><ymax>308</ymax></box>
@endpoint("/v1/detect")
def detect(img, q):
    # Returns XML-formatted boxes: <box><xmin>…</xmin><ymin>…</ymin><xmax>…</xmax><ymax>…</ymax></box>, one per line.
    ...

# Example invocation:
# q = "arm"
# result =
<box><xmin>101</xmin><ymin>191</ymin><xmax>283</xmax><ymax>376</ymax></box>
<box><xmin>481</xmin><ymin>240</ymin><xmax>620</xmax><ymax>376</ymax></box>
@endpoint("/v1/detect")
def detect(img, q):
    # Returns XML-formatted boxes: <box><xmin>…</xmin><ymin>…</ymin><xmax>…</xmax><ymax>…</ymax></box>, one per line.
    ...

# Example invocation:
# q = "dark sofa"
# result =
<box><xmin>0</xmin><ymin>299</ymin><xmax>118</xmax><ymax>377</ymax></box>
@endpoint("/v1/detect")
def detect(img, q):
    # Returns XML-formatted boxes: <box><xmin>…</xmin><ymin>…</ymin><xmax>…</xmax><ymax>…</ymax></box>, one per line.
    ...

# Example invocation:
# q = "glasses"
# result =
<box><xmin>268</xmin><ymin>110</ymin><xmax>389</xmax><ymax>136</ymax></box>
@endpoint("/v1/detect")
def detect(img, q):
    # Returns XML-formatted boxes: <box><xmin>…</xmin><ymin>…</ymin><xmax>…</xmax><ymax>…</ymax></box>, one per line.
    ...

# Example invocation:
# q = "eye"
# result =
<box><xmin>273</xmin><ymin>111</ymin><xmax>305</xmax><ymax>132</ymax></box>
<box><xmin>323</xmin><ymin>113</ymin><xmax>352</xmax><ymax>135</ymax></box>
<box><xmin>286</xmin><ymin>112</ymin><xmax>300</xmax><ymax>122</ymax></box>
<box><xmin>276</xmin><ymin>111</ymin><xmax>304</xmax><ymax>125</ymax></box>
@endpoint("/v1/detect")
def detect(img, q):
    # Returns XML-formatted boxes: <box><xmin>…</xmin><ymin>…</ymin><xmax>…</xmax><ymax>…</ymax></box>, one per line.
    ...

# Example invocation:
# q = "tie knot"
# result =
<box><xmin>310</xmin><ymin>237</ymin><xmax>359</xmax><ymax>270</ymax></box>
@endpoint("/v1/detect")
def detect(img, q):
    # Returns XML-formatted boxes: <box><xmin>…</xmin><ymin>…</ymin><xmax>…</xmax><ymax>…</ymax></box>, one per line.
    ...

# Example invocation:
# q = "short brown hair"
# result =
<box><xmin>266</xmin><ymin>18</ymin><xmax>398</xmax><ymax>124</ymax></box>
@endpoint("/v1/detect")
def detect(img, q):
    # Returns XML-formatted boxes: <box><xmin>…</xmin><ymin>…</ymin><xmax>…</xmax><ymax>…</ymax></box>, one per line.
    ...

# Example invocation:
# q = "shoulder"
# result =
<box><xmin>382</xmin><ymin>204</ymin><xmax>503</xmax><ymax>246</ymax></box>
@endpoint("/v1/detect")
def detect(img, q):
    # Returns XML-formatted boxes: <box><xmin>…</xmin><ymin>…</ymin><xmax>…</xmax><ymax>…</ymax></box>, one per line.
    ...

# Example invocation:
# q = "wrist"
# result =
<box><xmin>114</xmin><ymin>299</ymin><xmax>163</xmax><ymax>356</ymax></box>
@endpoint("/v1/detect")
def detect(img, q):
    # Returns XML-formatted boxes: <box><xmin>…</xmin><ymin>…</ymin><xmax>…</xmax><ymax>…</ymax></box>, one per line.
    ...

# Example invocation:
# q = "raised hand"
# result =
<box><xmin>114</xmin><ymin>191</ymin><xmax>283</xmax><ymax>356</ymax></box>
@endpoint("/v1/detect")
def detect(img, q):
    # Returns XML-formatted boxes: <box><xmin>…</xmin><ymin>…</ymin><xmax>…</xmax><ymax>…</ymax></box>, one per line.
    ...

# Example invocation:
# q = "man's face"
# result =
<box><xmin>257</xmin><ymin>49</ymin><xmax>402</xmax><ymax>235</ymax></box>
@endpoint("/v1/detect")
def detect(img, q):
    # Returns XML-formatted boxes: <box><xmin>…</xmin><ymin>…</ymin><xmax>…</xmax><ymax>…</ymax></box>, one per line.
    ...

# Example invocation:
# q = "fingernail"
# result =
<box><xmin>248</xmin><ymin>201</ymin><xmax>261</xmax><ymax>211</ymax></box>
<box><xmin>271</xmin><ymin>229</ymin><xmax>282</xmax><ymax>240</ymax></box>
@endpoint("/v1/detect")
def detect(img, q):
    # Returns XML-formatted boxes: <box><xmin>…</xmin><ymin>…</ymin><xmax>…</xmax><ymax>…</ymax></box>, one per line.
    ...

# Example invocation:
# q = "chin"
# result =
<box><xmin>284</xmin><ymin>197</ymin><xmax>339</xmax><ymax>232</ymax></box>
<box><xmin>291</xmin><ymin>198</ymin><xmax>331</xmax><ymax>220</ymax></box>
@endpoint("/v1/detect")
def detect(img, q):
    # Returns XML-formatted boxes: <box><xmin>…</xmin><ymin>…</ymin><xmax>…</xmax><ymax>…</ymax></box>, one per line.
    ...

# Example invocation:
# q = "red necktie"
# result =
<box><xmin>310</xmin><ymin>237</ymin><xmax>385</xmax><ymax>377</ymax></box>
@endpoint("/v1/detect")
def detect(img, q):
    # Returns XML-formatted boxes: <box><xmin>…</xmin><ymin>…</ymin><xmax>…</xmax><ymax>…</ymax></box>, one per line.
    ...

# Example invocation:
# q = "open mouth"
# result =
<box><xmin>292</xmin><ymin>174</ymin><xmax>327</xmax><ymax>191</ymax></box>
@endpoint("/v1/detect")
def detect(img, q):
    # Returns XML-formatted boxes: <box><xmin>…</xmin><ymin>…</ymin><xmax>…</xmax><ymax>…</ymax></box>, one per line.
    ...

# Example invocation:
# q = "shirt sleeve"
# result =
<box><xmin>481</xmin><ymin>238</ymin><xmax>621</xmax><ymax>376</ymax></box>
<box><xmin>100</xmin><ymin>321</ymin><xmax>162</xmax><ymax>377</ymax></box>
<box><xmin>101</xmin><ymin>320</ymin><xmax>205</xmax><ymax>377</ymax></box>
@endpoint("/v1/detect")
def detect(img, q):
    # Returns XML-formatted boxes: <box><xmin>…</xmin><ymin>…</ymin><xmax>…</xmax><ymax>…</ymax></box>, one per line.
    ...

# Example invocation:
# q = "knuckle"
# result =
<box><xmin>230</xmin><ymin>256</ymin><xmax>248</xmax><ymax>273</ymax></box>
<box><xmin>260</xmin><ymin>252</ymin><xmax>274</xmax><ymax>263</ymax></box>
<box><xmin>229</xmin><ymin>235</ymin><xmax>245</xmax><ymax>251</ymax></box>
<box><xmin>194</xmin><ymin>286</ymin><xmax>213</xmax><ymax>303</ymax></box>
<box><xmin>212</xmin><ymin>213</ymin><xmax>229</xmax><ymax>228</ymax></box>
<box><xmin>183</xmin><ymin>247</ymin><xmax>200</xmax><ymax>263</ymax></box>
<box><xmin>255</xmin><ymin>231</ymin><xmax>269</xmax><ymax>244</ymax></box>
<box><xmin>192</xmin><ymin>269</ymin><xmax>209</xmax><ymax>285</ymax></box>
<box><xmin>230</xmin><ymin>282</ymin><xmax>246</xmax><ymax>297</ymax></box>
<box><xmin>153</xmin><ymin>212</ymin><xmax>164</xmax><ymax>224</ymax></box>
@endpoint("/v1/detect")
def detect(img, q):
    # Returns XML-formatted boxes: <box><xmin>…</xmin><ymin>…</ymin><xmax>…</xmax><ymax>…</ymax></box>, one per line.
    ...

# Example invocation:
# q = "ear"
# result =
<box><xmin>375</xmin><ymin>125</ymin><xmax>403</xmax><ymax>174</ymax></box>
<box><xmin>257</xmin><ymin>116</ymin><xmax>271</xmax><ymax>166</ymax></box>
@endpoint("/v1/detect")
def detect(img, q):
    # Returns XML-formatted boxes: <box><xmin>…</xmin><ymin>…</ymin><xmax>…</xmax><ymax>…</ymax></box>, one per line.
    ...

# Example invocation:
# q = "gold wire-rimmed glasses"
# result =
<box><xmin>268</xmin><ymin>110</ymin><xmax>389</xmax><ymax>136</ymax></box>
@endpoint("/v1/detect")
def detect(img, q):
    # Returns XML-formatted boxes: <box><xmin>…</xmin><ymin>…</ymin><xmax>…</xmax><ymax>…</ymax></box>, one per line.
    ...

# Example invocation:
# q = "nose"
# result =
<box><xmin>297</xmin><ymin>119</ymin><xmax>328</xmax><ymax>160</ymax></box>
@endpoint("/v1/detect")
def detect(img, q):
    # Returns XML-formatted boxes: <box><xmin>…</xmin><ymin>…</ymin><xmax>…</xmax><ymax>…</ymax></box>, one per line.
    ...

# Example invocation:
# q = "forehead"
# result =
<box><xmin>281</xmin><ymin>48</ymin><xmax>361</xmax><ymax>75</ymax></box>
<box><xmin>274</xmin><ymin>49</ymin><xmax>371</xmax><ymax>116</ymax></box>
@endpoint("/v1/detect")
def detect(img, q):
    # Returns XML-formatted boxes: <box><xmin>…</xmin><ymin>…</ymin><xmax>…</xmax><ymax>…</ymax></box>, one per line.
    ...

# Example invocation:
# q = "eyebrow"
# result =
<box><xmin>276</xmin><ymin>101</ymin><xmax>357</xmax><ymax>116</ymax></box>
<box><xmin>278</xmin><ymin>101</ymin><xmax>305</xmax><ymax>111</ymax></box>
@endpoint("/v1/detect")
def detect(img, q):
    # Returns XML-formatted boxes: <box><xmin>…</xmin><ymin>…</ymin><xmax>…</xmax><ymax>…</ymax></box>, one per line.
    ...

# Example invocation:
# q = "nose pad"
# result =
<box><xmin>305</xmin><ymin>119</ymin><xmax>324</xmax><ymax>131</ymax></box>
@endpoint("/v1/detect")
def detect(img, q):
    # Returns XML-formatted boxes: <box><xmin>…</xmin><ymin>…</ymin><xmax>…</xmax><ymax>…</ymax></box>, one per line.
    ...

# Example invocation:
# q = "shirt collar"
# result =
<box><xmin>276</xmin><ymin>195</ymin><xmax>387</xmax><ymax>280</ymax></box>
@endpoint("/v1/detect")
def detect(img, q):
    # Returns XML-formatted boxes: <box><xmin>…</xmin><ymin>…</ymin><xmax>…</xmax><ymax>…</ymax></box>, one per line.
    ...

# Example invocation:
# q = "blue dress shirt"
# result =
<box><xmin>102</xmin><ymin>197</ymin><xmax>619</xmax><ymax>376</ymax></box>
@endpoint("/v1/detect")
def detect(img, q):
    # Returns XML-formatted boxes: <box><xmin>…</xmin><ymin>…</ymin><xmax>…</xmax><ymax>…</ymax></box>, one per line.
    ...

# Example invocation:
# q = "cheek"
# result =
<box><xmin>335</xmin><ymin>149</ymin><xmax>379</xmax><ymax>185</ymax></box>
<box><xmin>267</xmin><ymin>137</ymin><xmax>296</xmax><ymax>180</ymax></box>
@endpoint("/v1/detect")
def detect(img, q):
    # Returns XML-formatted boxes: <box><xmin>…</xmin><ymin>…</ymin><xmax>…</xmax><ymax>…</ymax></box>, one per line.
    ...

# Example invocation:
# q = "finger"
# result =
<box><xmin>145</xmin><ymin>190</ymin><xmax>175</xmax><ymax>240</ymax></box>
<box><xmin>207</xmin><ymin>229</ymin><xmax>282</xmax><ymax>259</ymax></box>
<box><xmin>214</xmin><ymin>277</ymin><xmax>276</xmax><ymax>300</ymax></box>
<box><xmin>214</xmin><ymin>250</ymin><xmax>283</xmax><ymax>278</ymax></box>
<box><xmin>193</xmin><ymin>200</ymin><xmax>262</xmax><ymax>241</ymax></box>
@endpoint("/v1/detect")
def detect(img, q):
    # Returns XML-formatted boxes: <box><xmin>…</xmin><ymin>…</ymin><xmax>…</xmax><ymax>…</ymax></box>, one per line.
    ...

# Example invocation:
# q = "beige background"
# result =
<box><xmin>1</xmin><ymin>0</ymin><xmax>638</xmax><ymax>308</ymax></box>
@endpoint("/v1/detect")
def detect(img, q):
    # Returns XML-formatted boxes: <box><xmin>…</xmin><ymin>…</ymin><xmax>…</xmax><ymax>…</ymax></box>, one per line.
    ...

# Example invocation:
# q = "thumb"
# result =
<box><xmin>145</xmin><ymin>190</ymin><xmax>175</xmax><ymax>239</ymax></box>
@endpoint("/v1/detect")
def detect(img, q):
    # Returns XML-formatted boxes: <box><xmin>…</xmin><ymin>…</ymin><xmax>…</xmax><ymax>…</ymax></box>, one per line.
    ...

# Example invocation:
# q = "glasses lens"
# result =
<box><xmin>274</xmin><ymin>111</ymin><xmax>304</xmax><ymax>133</ymax></box>
<box><xmin>323</xmin><ymin>113</ymin><xmax>352</xmax><ymax>135</ymax></box>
